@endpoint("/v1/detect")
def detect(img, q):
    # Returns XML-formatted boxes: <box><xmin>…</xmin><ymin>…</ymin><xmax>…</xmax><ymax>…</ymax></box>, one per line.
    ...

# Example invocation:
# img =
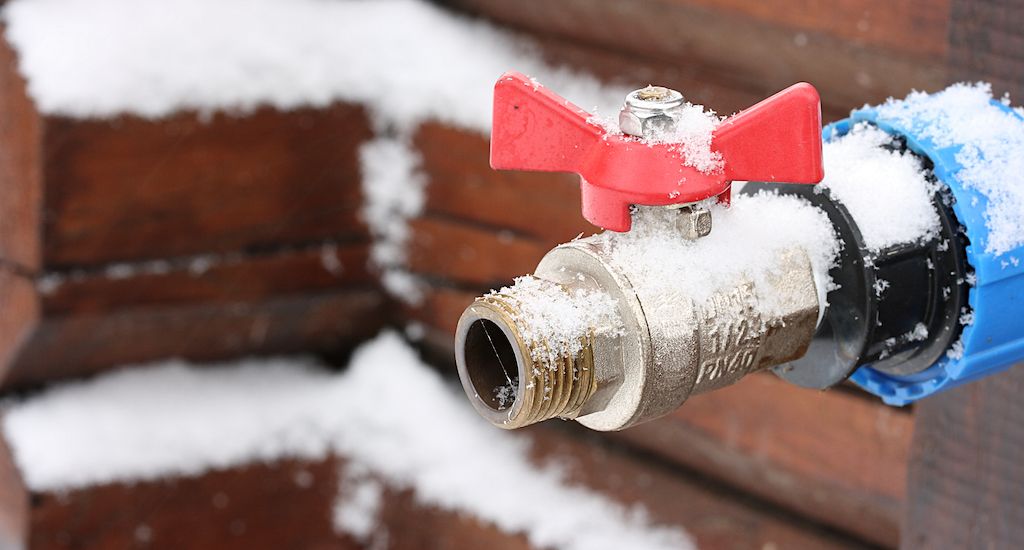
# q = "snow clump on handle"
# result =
<box><xmin>588</xmin><ymin>103</ymin><xmax>724</xmax><ymax>174</ymax></box>
<box><xmin>642</xmin><ymin>104</ymin><xmax>724</xmax><ymax>174</ymax></box>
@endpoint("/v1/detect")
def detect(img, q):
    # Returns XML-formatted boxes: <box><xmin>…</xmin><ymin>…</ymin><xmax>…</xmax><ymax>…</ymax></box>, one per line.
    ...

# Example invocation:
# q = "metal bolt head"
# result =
<box><xmin>619</xmin><ymin>86</ymin><xmax>686</xmax><ymax>138</ymax></box>
<box><xmin>674</xmin><ymin>205</ymin><xmax>713</xmax><ymax>240</ymax></box>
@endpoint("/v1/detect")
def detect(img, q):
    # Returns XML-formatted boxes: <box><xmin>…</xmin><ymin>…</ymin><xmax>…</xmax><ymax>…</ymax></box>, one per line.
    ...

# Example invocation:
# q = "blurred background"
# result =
<box><xmin>0</xmin><ymin>0</ymin><xmax>1020</xmax><ymax>548</ymax></box>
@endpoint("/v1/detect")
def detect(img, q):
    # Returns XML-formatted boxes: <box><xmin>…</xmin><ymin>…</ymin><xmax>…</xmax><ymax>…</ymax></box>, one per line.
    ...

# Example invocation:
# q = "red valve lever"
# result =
<box><xmin>490</xmin><ymin>72</ymin><xmax>823</xmax><ymax>231</ymax></box>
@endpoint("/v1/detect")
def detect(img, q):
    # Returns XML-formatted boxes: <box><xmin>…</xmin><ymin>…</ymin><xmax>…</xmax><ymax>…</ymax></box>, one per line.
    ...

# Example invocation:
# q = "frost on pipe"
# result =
<box><xmin>456</xmin><ymin>196</ymin><xmax>839</xmax><ymax>431</ymax></box>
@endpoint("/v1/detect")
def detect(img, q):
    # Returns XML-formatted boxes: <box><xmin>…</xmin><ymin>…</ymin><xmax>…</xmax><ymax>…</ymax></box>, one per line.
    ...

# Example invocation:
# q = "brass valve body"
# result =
<box><xmin>455</xmin><ymin>233</ymin><xmax>820</xmax><ymax>431</ymax></box>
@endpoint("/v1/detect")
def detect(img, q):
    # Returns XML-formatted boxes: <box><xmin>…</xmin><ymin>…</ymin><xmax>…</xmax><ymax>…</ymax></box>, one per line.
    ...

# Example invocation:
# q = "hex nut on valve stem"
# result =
<box><xmin>619</xmin><ymin>85</ymin><xmax>686</xmax><ymax>139</ymax></box>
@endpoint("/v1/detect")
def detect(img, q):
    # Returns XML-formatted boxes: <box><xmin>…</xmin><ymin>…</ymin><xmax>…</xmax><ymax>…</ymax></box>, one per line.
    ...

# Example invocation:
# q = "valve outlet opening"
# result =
<box><xmin>462</xmin><ymin>319</ymin><xmax>521</xmax><ymax>412</ymax></box>
<box><xmin>455</xmin><ymin>291</ymin><xmax>601</xmax><ymax>429</ymax></box>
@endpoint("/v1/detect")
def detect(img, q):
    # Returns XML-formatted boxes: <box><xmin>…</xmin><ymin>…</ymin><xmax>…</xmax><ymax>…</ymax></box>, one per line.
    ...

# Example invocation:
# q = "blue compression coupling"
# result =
<box><xmin>831</xmin><ymin>96</ymin><xmax>1024</xmax><ymax>405</ymax></box>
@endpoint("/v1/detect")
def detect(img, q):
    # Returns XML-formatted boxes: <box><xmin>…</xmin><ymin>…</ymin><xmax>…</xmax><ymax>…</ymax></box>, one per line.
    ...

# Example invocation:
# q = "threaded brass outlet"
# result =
<box><xmin>455</xmin><ymin>290</ymin><xmax>597</xmax><ymax>429</ymax></box>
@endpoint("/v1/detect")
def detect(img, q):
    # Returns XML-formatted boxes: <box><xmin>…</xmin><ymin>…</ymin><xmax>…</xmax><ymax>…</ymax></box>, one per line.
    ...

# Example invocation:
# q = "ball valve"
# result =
<box><xmin>454</xmin><ymin>72</ymin><xmax>1024</xmax><ymax>430</ymax></box>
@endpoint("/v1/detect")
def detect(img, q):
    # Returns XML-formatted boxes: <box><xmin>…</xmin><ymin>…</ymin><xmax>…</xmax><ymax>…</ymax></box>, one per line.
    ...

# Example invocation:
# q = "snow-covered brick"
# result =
<box><xmin>359</xmin><ymin>135</ymin><xmax>427</xmax><ymax>304</ymax></box>
<box><xmin>3</xmin><ymin>358</ymin><xmax>337</xmax><ymax>488</ymax></box>
<box><xmin>2</xmin><ymin>0</ymin><xmax>627</xmax><ymax>133</ymax></box>
<box><xmin>333</xmin><ymin>464</ymin><xmax>385</xmax><ymax>544</ymax></box>
<box><xmin>360</xmin><ymin>135</ymin><xmax>425</xmax><ymax>266</ymax></box>
<box><xmin>877</xmin><ymin>83</ymin><xmax>1024</xmax><ymax>256</ymax></box>
<box><xmin>2</xmin><ymin>332</ymin><xmax>693</xmax><ymax>550</ymax></box>
<box><xmin>820</xmin><ymin>122</ymin><xmax>940</xmax><ymax>251</ymax></box>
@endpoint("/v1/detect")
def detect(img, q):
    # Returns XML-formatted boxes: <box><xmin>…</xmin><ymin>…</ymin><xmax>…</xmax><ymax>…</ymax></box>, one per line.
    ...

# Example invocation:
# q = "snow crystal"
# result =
<box><xmin>908</xmin><ymin>322</ymin><xmax>929</xmax><ymax>342</ymax></box>
<box><xmin>877</xmin><ymin>83</ymin><xmax>1024</xmax><ymax>256</ymax></box>
<box><xmin>946</xmin><ymin>338</ymin><xmax>965</xmax><ymax>360</ymax></box>
<box><xmin>493</xmin><ymin>381</ymin><xmax>518</xmax><ymax>410</ymax></box>
<box><xmin>2</xmin><ymin>333</ymin><xmax>692</xmax><ymax>550</ymax></box>
<box><xmin>586</xmin><ymin>113</ymin><xmax>621</xmax><ymax>135</ymax></box>
<box><xmin>874</xmin><ymin>278</ymin><xmax>891</xmax><ymax>297</ymax></box>
<box><xmin>640</xmin><ymin>105</ymin><xmax>724</xmax><ymax>174</ymax></box>
<box><xmin>2</xmin><ymin>0</ymin><xmax>627</xmax><ymax>134</ymax></box>
<box><xmin>959</xmin><ymin>308</ymin><xmax>975</xmax><ymax>326</ymax></box>
<box><xmin>488</xmin><ymin>276</ymin><xmax>621</xmax><ymax>367</ymax></box>
<box><xmin>588</xmin><ymin>103</ymin><xmax>723</xmax><ymax>174</ymax></box>
<box><xmin>879</xmin><ymin>323</ymin><xmax>928</xmax><ymax>359</ymax></box>
<box><xmin>819</xmin><ymin>123</ymin><xmax>940</xmax><ymax>251</ymax></box>
<box><xmin>599</xmin><ymin>193</ymin><xmax>840</xmax><ymax>321</ymax></box>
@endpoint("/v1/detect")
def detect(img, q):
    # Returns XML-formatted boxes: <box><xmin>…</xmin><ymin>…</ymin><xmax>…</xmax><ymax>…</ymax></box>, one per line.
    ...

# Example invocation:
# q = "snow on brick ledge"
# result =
<box><xmin>1</xmin><ymin>0</ymin><xmax>631</xmax><ymax>305</ymax></box>
<box><xmin>2</xmin><ymin>332</ymin><xmax>693</xmax><ymax>550</ymax></box>
<box><xmin>2</xmin><ymin>0</ymin><xmax>627</xmax><ymax>133</ymax></box>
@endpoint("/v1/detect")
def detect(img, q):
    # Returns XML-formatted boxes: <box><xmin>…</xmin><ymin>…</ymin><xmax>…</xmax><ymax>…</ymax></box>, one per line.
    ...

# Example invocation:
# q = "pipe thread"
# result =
<box><xmin>476</xmin><ymin>292</ymin><xmax>597</xmax><ymax>429</ymax></box>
